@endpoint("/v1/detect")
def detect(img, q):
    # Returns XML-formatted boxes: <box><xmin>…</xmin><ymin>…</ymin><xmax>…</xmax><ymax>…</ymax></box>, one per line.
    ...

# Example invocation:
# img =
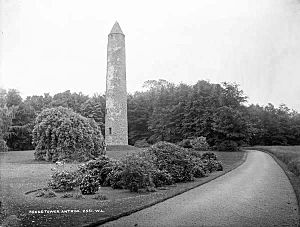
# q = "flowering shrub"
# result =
<box><xmin>93</xmin><ymin>194</ymin><xmax>108</xmax><ymax>200</ymax></box>
<box><xmin>99</xmin><ymin>159</ymin><xmax>121</xmax><ymax>186</ymax></box>
<box><xmin>78</xmin><ymin>156</ymin><xmax>112</xmax><ymax>184</ymax></box>
<box><xmin>48</xmin><ymin>161</ymin><xmax>78</xmax><ymax>192</ymax></box>
<box><xmin>120</xmin><ymin>154</ymin><xmax>155</xmax><ymax>192</ymax></box>
<box><xmin>201</xmin><ymin>152</ymin><xmax>223</xmax><ymax>172</ymax></box>
<box><xmin>190</xmin><ymin>136</ymin><xmax>210</xmax><ymax>151</ymax></box>
<box><xmin>177</xmin><ymin>139</ymin><xmax>193</xmax><ymax>148</ymax></box>
<box><xmin>147</xmin><ymin>142</ymin><xmax>195</xmax><ymax>182</ymax></box>
<box><xmin>108</xmin><ymin>169</ymin><xmax>125</xmax><ymax>189</ymax></box>
<box><xmin>201</xmin><ymin>152</ymin><xmax>217</xmax><ymax>160</ymax></box>
<box><xmin>48</xmin><ymin>170</ymin><xmax>77</xmax><ymax>192</ymax></box>
<box><xmin>35</xmin><ymin>189</ymin><xmax>56</xmax><ymax>198</ymax></box>
<box><xmin>79</xmin><ymin>174</ymin><xmax>99</xmax><ymax>195</ymax></box>
<box><xmin>191</xmin><ymin>158</ymin><xmax>208</xmax><ymax>178</ymax></box>
<box><xmin>152</xmin><ymin>169</ymin><xmax>173</xmax><ymax>187</ymax></box>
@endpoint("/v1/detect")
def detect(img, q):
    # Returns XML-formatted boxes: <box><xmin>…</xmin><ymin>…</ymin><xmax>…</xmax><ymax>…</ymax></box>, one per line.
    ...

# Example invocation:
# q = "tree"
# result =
<box><xmin>32</xmin><ymin>107</ymin><xmax>104</xmax><ymax>162</ymax></box>
<box><xmin>6</xmin><ymin>89</ymin><xmax>22</xmax><ymax>108</ymax></box>
<box><xmin>80</xmin><ymin>94</ymin><xmax>105</xmax><ymax>135</ymax></box>
<box><xmin>128</xmin><ymin>93</ymin><xmax>152</xmax><ymax>144</ymax></box>
<box><xmin>51</xmin><ymin>90</ymin><xmax>89</xmax><ymax>113</ymax></box>
<box><xmin>0</xmin><ymin>88</ymin><xmax>7</xmax><ymax>108</ymax></box>
<box><xmin>6</xmin><ymin>102</ymin><xmax>36</xmax><ymax>150</ymax></box>
<box><xmin>211</xmin><ymin>106</ymin><xmax>251</xmax><ymax>150</ymax></box>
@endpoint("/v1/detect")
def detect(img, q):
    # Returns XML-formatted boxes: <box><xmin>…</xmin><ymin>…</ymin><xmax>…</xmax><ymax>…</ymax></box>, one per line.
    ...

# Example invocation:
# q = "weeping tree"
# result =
<box><xmin>32</xmin><ymin>106</ymin><xmax>104</xmax><ymax>162</ymax></box>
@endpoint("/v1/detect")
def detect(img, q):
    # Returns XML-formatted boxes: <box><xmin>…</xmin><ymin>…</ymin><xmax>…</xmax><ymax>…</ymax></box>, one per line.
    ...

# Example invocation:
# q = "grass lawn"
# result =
<box><xmin>249</xmin><ymin>146</ymin><xmax>300</xmax><ymax>225</ymax></box>
<box><xmin>0</xmin><ymin>149</ymin><xmax>246</xmax><ymax>227</ymax></box>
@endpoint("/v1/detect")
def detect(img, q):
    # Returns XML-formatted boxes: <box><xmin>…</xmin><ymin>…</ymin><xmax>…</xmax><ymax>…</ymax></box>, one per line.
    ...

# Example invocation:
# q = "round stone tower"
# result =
<box><xmin>105</xmin><ymin>21</ymin><xmax>128</xmax><ymax>145</ymax></box>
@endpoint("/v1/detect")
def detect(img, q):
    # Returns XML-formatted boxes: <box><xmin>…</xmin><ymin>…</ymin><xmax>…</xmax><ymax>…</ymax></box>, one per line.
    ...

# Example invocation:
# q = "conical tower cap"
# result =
<box><xmin>109</xmin><ymin>21</ymin><xmax>124</xmax><ymax>35</ymax></box>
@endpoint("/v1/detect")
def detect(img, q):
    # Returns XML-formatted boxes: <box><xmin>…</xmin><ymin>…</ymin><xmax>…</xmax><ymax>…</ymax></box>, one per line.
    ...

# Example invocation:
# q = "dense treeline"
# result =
<box><xmin>1</xmin><ymin>79</ymin><xmax>300</xmax><ymax>151</ymax></box>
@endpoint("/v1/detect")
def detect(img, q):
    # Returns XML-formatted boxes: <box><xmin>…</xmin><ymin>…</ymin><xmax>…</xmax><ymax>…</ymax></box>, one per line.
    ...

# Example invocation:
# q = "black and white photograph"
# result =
<box><xmin>0</xmin><ymin>0</ymin><xmax>300</xmax><ymax>226</ymax></box>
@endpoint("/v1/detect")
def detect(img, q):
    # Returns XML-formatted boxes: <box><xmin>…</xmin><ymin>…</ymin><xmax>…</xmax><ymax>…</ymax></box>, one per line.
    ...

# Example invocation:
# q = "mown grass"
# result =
<box><xmin>0</xmin><ymin>149</ymin><xmax>246</xmax><ymax>227</ymax></box>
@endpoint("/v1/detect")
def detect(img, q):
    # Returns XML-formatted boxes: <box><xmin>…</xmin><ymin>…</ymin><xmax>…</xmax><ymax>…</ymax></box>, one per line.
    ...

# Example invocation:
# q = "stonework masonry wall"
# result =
<box><xmin>105</xmin><ymin>30</ymin><xmax>128</xmax><ymax>145</ymax></box>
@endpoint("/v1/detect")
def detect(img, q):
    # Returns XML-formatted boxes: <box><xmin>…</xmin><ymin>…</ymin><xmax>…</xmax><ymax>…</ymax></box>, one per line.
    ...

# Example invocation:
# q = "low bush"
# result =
<box><xmin>105</xmin><ymin>161</ymin><xmax>126</xmax><ymax>189</ymax></box>
<box><xmin>190</xmin><ymin>137</ymin><xmax>210</xmax><ymax>151</ymax></box>
<box><xmin>187</xmin><ymin>149</ymin><xmax>203</xmax><ymax>159</ymax></box>
<box><xmin>177</xmin><ymin>139</ymin><xmax>192</xmax><ymax>148</ymax></box>
<box><xmin>152</xmin><ymin>169</ymin><xmax>174</xmax><ymax>187</ymax></box>
<box><xmin>191</xmin><ymin>158</ymin><xmax>208</xmax><ymax>178</ymax></box>
<box><xmin>35</xmin><ymin>189</ymin><xmax>56</xmax><ymax>198</ymax></box>
<box><xmin>74</xmin><ymin>194</ymin><xmax>84</xmax><ymax>199</ymax></box>
<box><xmin>100</xmin><ymin>159</ymin><xmax>121</xmax><ymax>186</ymax></box>
<box><xmin>93</xmin><ymin>194</ymin><xmax>108</xmax><ymax>200</ymax></box>
<box><xmin>148</xmin><ymin>142</ymin><xmax>195</xmax><ymax>182</ymax></box>
<box><xmin>201</xmin><ymin>152</ymin><xmax>223</xmax><ymax>172</ymax></box>
<box><xmin>79</xmin><ymin>174</ymin><xmax>99</xmax><ymax>195</ymax></box>
<box><xmin>48</xmin><ymin>170</ymin><xmax>77</xmax><ymax>192</ymax></box>
<box><xmin>120</xmin><ymin>154</ymin><xmax>155</xmax><ymax>192</ymax></box>
<box><xmin>63</xmin><ymin>141</ymin><xmax>224</xmax><ymax>194</ymax></box>
<box><xmin>61</xmin><ymin>193</ymin><xmax>73</xmax><ymax>198</ymax></box>
<box><xmin>201</xmin><ymin>152</ymin><xmax>217</xmax><ymax>160</ymax></box>
<box><xmin>202</xmin><ymin>159</ymin><xmax>223</xmax><ymax>172</ymax></box>
<box><xmin>78</xmin><ymin>156</ymin><xmax>113</xmax><ymax>185</ymax></box>
<box><xmin>109</xmin><ymin>171</ymin><xmax>124</xmax><ymax>189</ymax></box>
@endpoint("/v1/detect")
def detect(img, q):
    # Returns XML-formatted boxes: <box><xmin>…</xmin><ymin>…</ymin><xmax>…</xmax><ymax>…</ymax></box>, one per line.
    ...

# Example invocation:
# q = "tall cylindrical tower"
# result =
<box><xmin>105</xmin><ymin>21</ymin><xmax>128</xmax><ymax>145</ymax></box>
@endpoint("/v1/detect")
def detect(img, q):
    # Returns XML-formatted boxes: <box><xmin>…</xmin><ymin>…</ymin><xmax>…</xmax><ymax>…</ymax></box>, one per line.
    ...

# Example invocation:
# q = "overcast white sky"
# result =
<box><xmin>1</xmin><ymin>0</ymin><xmax>300</xmax><ymax>110</ymax></box>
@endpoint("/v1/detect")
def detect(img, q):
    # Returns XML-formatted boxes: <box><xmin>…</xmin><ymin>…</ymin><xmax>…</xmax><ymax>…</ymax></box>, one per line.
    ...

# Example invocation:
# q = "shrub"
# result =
<box><xmin>200</xmin><ymin>152</ymin><xmax>223</xmax><ymax>172</ymax></box>
<box><xmin>32</xmin><ymin>107</ymin><xmax>104</xmax><ymax>162</ymax></box>
<box><xmin>108</xmin><ymin>169</ymin><xmax>125</xmax><ymax>189</ymax></box>
<box><xmin>152</xmin><ymin>169</ymin><xmax>174</xmax><ymax>187</ymax></box>
<box><xmin>190</xmin><ymin>137</ymin><xmax>210</xmax><ymax>151</ymax></box>
<box><xmin>78</xmin><ymin>156</ymin><xmax>112</xmax><ymax>185</ymax></box>
<box><xmin>201</xmin><ymin>152</ymin><xmax>217</xmax><ymax>160</ymax></box>
<box><xmin>120</xmin><ymin>154</ymin><xmax>155</xmax><ymax>192</ymax></box>
<box><xmin>147</xmin><ymin>142</ymin><xmax>195</xmax><ymax>182</ymax></box>
<box><xmin>0</xmin><ymin>139</ymin><xmax>8</xmax><ymax>152</ymax></box>
<box><xmin>100</xmin><ymin>159</ymin><xmax>121</xmax><ymax>186</ymax></box>
<box><xmin>134</xmin><ymin>139</ymin><xmax>150</xmax><ymax>148</ymax></box>
<box><xmin>61</xmin><ymin>193</ymin><xmax>73</xmax><ymax>198</ymax></box>
<box><xmin>74</xmin><ymin>194</ymin><xmax>84</xmax><ymax>199</ymax></box>
<box><xmin>48</xmin><ymin>170</ymin><xmax>77</xmax><ymax>192</ymax></box>
<box><xmin>177</xmin><ymin>139</ymin><xmax>192</xmax><ymax>148</ymax></box>
<box><xmin>215</xmin><ymin>140</ymin><xmax>239</xmax><ymax>152</ymax></box>
<box><xmin>35</xmin><ymin>189</ymin><xmax>56</xmax><ymax>198</ymax></box>
<box><xmin>191</xmin><ymin>158</ymin><xmax>208</xmax><ymax>178</ymax></box>
<box><xmin>79</xmin><ymin>174</ymin><xmax>99</xmax><ymax>195</ymax></box>
<box><xmin>201</xmin><ymin>159</ymin><xmax>223</xmax><ymax>172</ymax></box>
<box><xmin>93</xmin><ymin>194</ymin><xmax>108</xmax><ymax>200</ymax></box>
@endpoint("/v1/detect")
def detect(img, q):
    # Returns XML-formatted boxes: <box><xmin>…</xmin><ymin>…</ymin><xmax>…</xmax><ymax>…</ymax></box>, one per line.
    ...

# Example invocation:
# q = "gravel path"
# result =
<box><xmin>102</xmin><ymin>150</ymin><xmax>299</xmax><ymax>227</ymax></box>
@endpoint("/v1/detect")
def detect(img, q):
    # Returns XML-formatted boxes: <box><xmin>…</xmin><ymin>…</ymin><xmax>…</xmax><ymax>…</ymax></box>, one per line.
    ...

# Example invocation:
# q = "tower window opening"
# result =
<box><xmin>109</xmin><ymin>127</ymin><xmax>112</xmax><ymax>135</ymax></box>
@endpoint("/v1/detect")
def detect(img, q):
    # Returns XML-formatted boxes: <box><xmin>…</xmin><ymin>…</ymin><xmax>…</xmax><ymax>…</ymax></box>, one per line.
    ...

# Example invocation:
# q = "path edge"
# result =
<box><xmin>85</xmin><ymin>151</ymin><xmax>248</xmax><ymax>227</ymax></box>
<box><xmin>246</xmin><ymin>148</ymin><xmax>300</xmax><ymax>227</ymax></box>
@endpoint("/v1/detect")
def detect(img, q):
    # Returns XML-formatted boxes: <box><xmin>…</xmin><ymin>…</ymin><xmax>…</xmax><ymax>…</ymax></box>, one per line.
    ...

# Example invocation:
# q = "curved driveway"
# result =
<box><xmin>103</xmin><ymin>150</ymin><xmax>299</xmax><ymax>227</ymax></box>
